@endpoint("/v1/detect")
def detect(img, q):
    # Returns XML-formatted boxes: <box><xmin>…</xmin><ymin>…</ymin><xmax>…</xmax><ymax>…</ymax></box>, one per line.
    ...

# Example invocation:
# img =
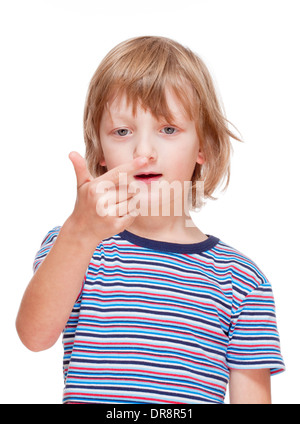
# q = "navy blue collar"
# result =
<box><xmin>118</xmin><ymin>230</ymin><xmax>219</xmax><ymax>254</ymax></box>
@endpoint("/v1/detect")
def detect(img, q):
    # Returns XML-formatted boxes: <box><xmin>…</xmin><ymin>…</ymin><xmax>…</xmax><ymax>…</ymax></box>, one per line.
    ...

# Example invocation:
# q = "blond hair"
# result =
<box><xmin>83</xmin><ymin>36</ymin><xmax>241</xmax><ymax>208</ymax></box>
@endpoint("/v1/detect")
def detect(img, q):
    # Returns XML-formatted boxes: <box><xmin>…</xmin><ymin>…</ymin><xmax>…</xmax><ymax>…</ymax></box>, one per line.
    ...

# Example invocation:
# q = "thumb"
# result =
<box><xmin>69</xmin><ymin>151</ymin><xmax>93</xmax><ymax>189</ymax></box>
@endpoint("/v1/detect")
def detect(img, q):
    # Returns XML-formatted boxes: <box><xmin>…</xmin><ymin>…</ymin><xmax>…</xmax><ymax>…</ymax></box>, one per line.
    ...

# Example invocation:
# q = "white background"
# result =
<box><xmin>1</xmin><ymin>0</ymin><xmax>299</xmax><ymax>404</ymax></box>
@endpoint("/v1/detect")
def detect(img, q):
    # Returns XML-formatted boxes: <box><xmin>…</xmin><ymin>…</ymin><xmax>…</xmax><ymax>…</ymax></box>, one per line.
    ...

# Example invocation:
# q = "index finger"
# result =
<box><xmin>97</xmin><ymin>156</ymin><xmax>149</xmax><ymax>184</ymax></box>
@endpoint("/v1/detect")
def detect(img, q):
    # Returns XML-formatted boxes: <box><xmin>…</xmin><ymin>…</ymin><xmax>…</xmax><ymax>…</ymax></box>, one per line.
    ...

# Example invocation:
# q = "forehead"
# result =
<box><xmin>105</xmin><ymin>84</ymin><xmax>195</xmax><ymax>123</ymax></box>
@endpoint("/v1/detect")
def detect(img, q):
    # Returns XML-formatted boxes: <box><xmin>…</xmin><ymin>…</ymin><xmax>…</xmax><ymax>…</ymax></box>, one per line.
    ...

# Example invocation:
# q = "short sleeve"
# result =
<box><xmin>226</xmin><ymin>280</ymin><xmax>285</xmax><ymax>375</ymax></box>
<box><xmin>33</xmin><ymin>226</ymin><xmax>61</xmax><ymax>273</ymax></box>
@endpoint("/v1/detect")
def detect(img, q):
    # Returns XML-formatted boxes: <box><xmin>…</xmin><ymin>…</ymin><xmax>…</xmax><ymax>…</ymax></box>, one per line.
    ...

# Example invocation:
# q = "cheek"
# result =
<box><xmin>172</xmin><ymin>141</ymin><xmax>199</xmax><ymax>163</ymax></box>
<box><xmin>169</xmin><ymin>143</ymin><xmax>200</xmax><ymax>178</ymax></box>
<box><xmin>100</xmin><ymin>145</ymin><xmax>130</xmax><ymax>170</ymax></box>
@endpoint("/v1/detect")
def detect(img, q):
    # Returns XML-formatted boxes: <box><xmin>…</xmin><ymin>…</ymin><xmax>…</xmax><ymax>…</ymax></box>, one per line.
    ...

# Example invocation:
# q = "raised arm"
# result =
<box><xmin>16</xmin><ymin>152</ymin><xmax>148</xmax><ymax>351</ymax></box>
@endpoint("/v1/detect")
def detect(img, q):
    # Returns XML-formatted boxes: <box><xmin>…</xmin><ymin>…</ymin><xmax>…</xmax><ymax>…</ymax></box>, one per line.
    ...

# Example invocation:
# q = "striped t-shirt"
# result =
<box><xmin>33</xmin><ymin>227</ymin><xmax>285</xmax><ymax>404</ymax></box>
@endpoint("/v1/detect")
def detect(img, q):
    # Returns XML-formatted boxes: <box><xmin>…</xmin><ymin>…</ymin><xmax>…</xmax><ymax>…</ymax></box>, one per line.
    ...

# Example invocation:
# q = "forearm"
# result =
<box><xmin>16</xmin><ymin>217</ymin><xmax>100</xmax><ymax>352</ymax></box>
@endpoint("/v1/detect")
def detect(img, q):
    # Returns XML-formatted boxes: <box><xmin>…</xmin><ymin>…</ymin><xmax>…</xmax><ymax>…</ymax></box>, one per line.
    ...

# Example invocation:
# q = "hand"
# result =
<box><xmin>67</xmin><ymin>151</ymin><xmax>148</xmax><ymax>245</ymax></box>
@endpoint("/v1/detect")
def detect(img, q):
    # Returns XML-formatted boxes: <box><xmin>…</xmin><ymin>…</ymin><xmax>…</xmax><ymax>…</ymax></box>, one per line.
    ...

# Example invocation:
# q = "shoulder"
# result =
<box><xmin>33</xmin><ymin>226</ymin><xmax>62</xmax><ymax>272</ymax></box>
<box><xmin>210</xmin><ymin>239</ymin><xmax>270</xmax><ymax>295</ymax></box>
<box><xmin>40</xmin><ymin>225</ymin><xmax>62</xmax><ymax>246</ymax></box>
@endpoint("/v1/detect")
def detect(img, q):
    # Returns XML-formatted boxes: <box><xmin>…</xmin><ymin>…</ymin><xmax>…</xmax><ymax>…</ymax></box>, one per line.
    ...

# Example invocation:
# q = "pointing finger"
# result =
<box><xmin>97</xmin><ymin>156</ymin><xmax>149</xmax><ymax>185</ymax></box>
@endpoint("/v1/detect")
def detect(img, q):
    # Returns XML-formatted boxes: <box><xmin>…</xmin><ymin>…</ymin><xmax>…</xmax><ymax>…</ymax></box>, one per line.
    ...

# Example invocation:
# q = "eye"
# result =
<box><xmin>161</xmin><ymin>126</ymin><xmax>178</xmax><ymax>135</ymax></box>
<box><xmin>114</xmin><ymin>128</ymin><xmax>132</xmax><ymax>137</ymax></box>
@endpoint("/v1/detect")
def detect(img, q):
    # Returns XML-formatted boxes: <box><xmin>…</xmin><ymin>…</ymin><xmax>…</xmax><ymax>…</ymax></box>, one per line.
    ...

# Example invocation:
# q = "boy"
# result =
<box><xmin>16</xmin><ymin>36</ymin><xmax>284</xmax><ymax>404</ymax></box>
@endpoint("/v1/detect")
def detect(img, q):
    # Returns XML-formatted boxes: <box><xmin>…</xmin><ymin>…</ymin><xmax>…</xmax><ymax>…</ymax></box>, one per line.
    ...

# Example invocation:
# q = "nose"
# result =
<box><xmin>133</xmin><ymin>132</ymin><xmax>157</xmax><ymax>162</ymax></box>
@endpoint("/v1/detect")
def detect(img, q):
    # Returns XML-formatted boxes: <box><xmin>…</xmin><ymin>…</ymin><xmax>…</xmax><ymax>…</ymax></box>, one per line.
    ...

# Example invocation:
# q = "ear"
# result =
<box><xmin>100</xmin><ymin>157</ymin><xmax>106</xmax><ymax>166</ymax></box>
<box><xmin>196</xmin><ymin>150</ymin><xmax>205</xmax><ymax>165</ymax></box>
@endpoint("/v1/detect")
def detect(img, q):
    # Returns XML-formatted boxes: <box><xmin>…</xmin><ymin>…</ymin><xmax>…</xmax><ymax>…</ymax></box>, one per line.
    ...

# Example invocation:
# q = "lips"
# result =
<box><xmin>134</xmin><ymin>172</ymin><xmax>163</xmax><ymax>182</ymax></box>
<box><xmin>135</xmin><ymin>173</ymin><xmax>162</xmax><ymax>179</ymax></box>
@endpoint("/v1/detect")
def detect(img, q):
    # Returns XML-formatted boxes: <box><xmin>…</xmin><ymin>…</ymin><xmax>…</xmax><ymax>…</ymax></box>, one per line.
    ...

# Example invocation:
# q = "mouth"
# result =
<box><xmin>134</xmin><ymin>173</ymin><xmax>163</xmax><ymax>183</ymax></box>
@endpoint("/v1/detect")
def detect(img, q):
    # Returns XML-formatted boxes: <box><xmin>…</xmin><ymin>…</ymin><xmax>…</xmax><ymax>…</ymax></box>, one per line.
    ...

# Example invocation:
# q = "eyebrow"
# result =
<box><xmin>106</xmin><ymin>105</ymin><xmax>135</xmax><ymax>121</ymax></box>
<box><xmin>107</xmin><ymin>116</ymin><xmax>135</xmax><ymax>128</ymax></box>
<box><xmin>103</xmin><ymin>106</ymin><xmax>130</xmax><ymax>127</ymax></box>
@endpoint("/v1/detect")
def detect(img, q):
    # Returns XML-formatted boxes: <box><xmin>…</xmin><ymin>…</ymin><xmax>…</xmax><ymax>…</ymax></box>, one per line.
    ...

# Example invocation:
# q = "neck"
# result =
<box><xmin>125</xmin><ymin>213</ymin><xmax>207</xmax><ymax>244</ymax></box>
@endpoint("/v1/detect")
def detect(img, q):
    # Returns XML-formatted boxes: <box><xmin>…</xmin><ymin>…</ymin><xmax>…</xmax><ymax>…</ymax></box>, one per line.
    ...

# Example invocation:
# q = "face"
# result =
<box><xmin>99</xmin><ymin>87</ymin><xmax>205</xmax><ymax>212</ymax></box>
